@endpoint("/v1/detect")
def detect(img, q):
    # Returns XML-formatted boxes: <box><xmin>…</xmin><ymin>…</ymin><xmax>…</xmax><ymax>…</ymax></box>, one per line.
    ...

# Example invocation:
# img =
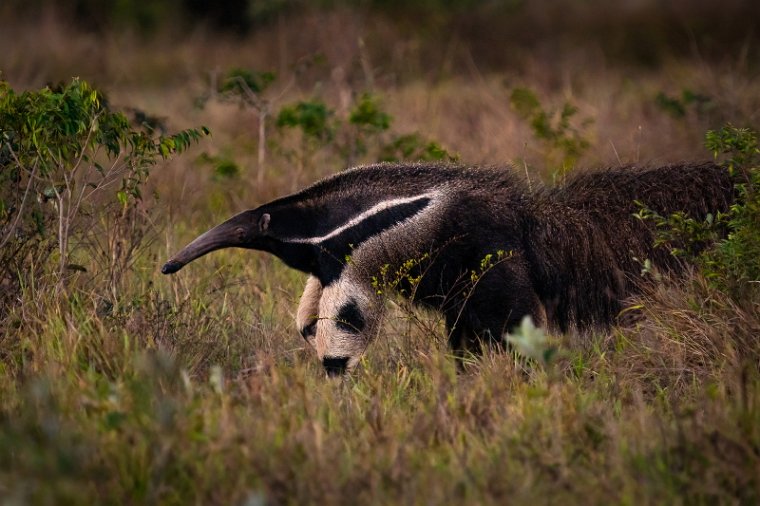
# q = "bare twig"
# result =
<box><xmin>0</xmin><ymin>147</ymin><xmax>38</xmax><ymax>251</ymax></box>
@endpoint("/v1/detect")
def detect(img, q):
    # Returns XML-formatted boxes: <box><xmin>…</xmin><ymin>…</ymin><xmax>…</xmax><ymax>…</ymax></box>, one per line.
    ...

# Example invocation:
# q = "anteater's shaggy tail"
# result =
<box><xmin>525</xmin><ymin>162</ymin><xmax>734</xmax><ymax>331</ymax></box>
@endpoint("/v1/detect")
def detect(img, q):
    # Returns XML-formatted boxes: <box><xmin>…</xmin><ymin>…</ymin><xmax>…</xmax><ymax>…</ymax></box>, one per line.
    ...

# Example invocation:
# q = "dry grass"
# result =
<box><xmin>1</xmin><ymin>5</ymin><xmax>760</xmax><ymax>504</ymax></box>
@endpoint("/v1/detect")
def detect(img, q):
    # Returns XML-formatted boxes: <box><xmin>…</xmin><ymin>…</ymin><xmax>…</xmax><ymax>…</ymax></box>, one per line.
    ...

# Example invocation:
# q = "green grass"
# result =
<box><xmin>2</xmin><ymin>252</ymin><xmax>759</xmax><ymax>504</ymax></box>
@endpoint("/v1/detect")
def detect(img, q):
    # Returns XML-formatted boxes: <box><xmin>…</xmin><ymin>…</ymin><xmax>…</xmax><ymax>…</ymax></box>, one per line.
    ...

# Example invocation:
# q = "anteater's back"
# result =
<box><xmin>553</xmin><ymin>162</ymin><xmax>734</xmax><ymax>218</ymax></box>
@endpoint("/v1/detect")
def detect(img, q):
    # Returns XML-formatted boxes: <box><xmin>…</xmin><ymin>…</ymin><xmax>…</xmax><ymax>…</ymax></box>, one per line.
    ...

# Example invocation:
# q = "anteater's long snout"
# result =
<box><xmin>161</xmin><ymin>260</ymin><xmax>184</xmax><ymax>274</ymax></box>
<box><xmin>161</xmin><ymin>210</ymin><xmax>258</xmax><ymax>275</ymax></box>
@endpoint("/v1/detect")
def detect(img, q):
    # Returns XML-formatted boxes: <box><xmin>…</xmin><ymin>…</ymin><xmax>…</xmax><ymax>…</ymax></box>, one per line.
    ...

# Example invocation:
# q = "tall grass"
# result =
<box><xmin>1</xmin><ymin>6</ymin><xmax>760</xmax><ymax>504</ymax></box>
<box><xmin>3</xmin><ymin>265</ymin><xmax>759</xmax><ymax>504</ymax></box>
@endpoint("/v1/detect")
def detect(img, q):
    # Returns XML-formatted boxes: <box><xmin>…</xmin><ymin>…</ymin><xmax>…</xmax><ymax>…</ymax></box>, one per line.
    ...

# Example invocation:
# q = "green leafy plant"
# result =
<box><xmin>633</xmin><ymin>206</ymin><xmax>723</xmax><ymax>259</ymax></box>
<box><xmin>702</xmin><ymin>125</ymin><xmax>760</xmax><ymax>296</ymax></box>
<box><xmin>273</xmin><ymin>92</ymin><xmax>455</xmax><ymax>174</ymax></box>
<box><xmin>344</xmin><ymin>93</ymin><xmax>392</xmax><ymax>165</ymax></box>
<box><xmin>196</xmin><ymin>152</ymin><xmax>241</xmax><ymax>181</ymax></box>
<box><xmin>371</xmin><ymin>253</ymin><xmax>432</xmax><ymax>298</ymax></box>
<box><xmin>209</xmin><ymin>67</ymin><xmax>280</xmax><ymax>185</ymax></box>
<box><xmin>379</xmin><ymin>133</ymin><xmax>457</xmax><ymax>163</ymax></box>
<box><xmin>349</xmin><ymin>93</ymin><xmax>392</xmax><ymax>134</ymax></box>
<box><xmin>345</xmin><ymin>93</ymin><xmax>457</xmax><ymax>165</ymax></box>
<box><xmin>655</xmin><ymin>89</ymin><xmax>713</xmax><ymax>119</ymax></box>
<box><xmin>505</xmin><ymin>315</ymin><xmax>557</xmax><ymax>366</ymax></box>
<box><xmin>219</xmin><ymin>68</ymin><xmax>276</xmax><ymax>97</ymax></box>
<box><xmin>510</xmin><ymin>86</ymin><xmax>592</xmax><ymax>180</ymax></box>
<box><xmin>636</xmin><ymin>125</ymin><xmax>760</xmax><ymax>299</ymax></box>
<box><xmin>276</xmin><ymin>99</ymin><xmax>335</xmax><ymax>181</ymax></box>
<box><xmin>0</xmin><ymin>78</ymin><xmax>208</xmax><ymax>311</ymax></box>
<box><xmin>276</xmin><ymin>100</ymin><xmax>334</xmax><ymax>143</ymax></box>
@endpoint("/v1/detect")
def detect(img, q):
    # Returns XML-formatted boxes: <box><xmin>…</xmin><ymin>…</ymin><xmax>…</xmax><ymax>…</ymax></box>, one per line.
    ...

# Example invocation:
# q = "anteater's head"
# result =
<box><xmin>161</xmin><ymin>209</ymin><xmax>272</xmax><ymax>275</ymax></box>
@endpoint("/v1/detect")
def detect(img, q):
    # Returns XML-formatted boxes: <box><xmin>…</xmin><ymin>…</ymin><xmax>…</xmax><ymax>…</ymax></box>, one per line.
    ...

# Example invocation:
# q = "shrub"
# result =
<box><xmin>702</xmin><ymin>125</ymin><xmax>760</xmax><ymax>297</ymax></box>
<box><xmin>0</xmin><ymin>78</ymin><xmax>208</xmax><ymax>315</ymax></box>
<box><xmin>635</xmin><ymin>125</ymin><xmax>760</xmax><ymax>300</ymax></box>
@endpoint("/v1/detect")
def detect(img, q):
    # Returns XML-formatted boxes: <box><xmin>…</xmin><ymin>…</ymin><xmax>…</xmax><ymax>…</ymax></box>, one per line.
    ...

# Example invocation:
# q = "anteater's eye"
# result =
<box><xmin>336</xmin><ymin>300</ymin><xmax>365</xmax><ymax>334</ymax></box>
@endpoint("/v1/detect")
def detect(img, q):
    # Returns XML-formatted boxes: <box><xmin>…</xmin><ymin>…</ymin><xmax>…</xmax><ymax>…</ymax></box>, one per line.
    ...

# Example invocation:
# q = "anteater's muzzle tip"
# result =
<box><xmin>161</xmin><ymin>260</ymin><xmax>183</xmax><ymax>275</ymax></box>
<box><xmin>322</xmin><ymin>357</ymin><xmax>350</xmax><ymax>377</ymax></box>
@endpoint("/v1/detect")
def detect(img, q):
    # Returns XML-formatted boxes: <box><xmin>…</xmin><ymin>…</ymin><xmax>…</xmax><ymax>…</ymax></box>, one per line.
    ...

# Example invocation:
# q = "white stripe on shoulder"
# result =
<box><xmin>287</xmin><ymin>191</ymin><xmax>440</xmax><ymax>244</ymax></box>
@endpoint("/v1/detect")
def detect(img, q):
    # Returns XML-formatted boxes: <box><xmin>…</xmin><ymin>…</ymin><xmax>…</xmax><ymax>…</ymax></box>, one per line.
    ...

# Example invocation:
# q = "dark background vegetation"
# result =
<box><xmin>1</xmin><ymin>1</ymin><xmax>760</xmax><ymax>504</ymax></box>
<box><xmin>6</xmin><ymin>0</ymin><xmax>760</xmax><ymax>67</ymax></box>
<box><xmin>4</xmin><ymin>0</ymin><xmax>760</xmax><ymax>78</ymax></box>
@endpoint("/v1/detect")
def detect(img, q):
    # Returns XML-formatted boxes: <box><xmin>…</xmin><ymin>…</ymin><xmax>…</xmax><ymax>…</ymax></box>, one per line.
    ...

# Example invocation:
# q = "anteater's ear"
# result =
<box><xmin>259</xmin><ymin>213</ymin><xmax>271</xmax><ymax>233</ymax></box>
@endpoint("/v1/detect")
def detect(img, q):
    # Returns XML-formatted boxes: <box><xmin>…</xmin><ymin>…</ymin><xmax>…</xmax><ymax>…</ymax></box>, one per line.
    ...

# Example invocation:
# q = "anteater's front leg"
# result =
<box><xmin>296</xmin><ymin>275</ymin><xmax>323</xmax><ymax>346</ymax></box>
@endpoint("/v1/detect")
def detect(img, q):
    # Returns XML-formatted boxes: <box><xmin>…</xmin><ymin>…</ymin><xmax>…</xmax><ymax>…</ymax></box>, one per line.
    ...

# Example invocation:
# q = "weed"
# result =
<box><xmin>509</xmin><ymin>86</ymin><xmax>592</xmax><ymax>180</ymax></box>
